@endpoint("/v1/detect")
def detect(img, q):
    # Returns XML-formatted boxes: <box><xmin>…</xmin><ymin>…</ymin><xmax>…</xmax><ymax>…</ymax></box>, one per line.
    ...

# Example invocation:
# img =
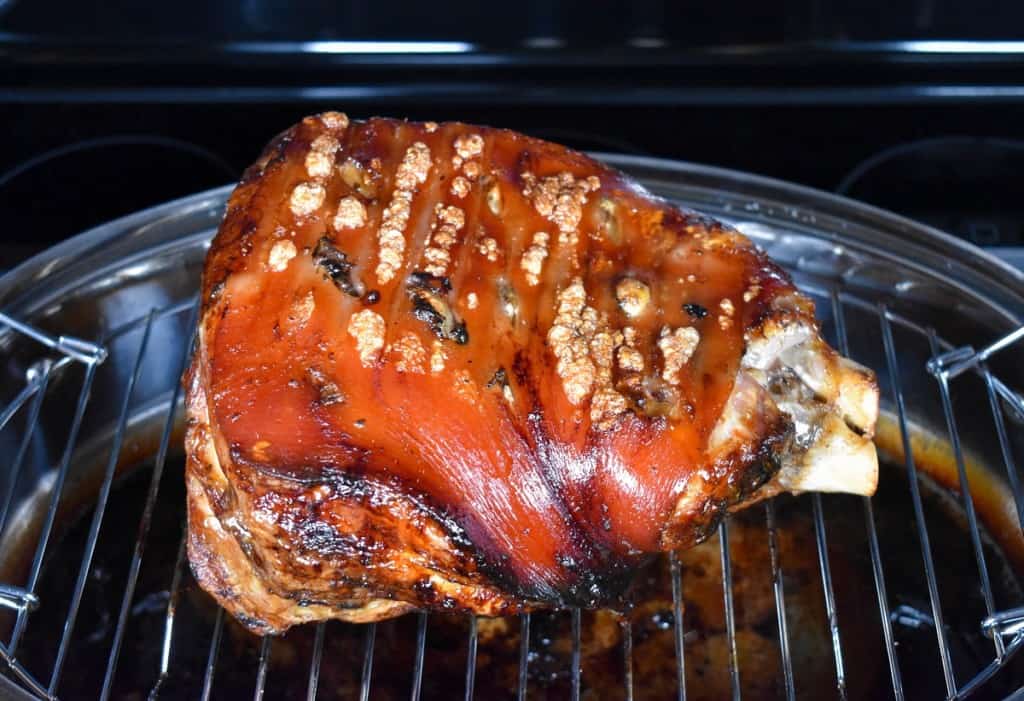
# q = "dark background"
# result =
<box><xmin>3</xmin><ymin>0</ymin><xmax>1024</xmax><ymax>267</ymax></box>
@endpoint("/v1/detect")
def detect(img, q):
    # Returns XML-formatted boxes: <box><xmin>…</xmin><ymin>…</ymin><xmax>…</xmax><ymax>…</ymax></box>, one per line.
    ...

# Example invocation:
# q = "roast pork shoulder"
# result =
<box><xmin>184</xmin><ymin>113</ymin><xmax>878</xmax><ymax>634</ymax></box>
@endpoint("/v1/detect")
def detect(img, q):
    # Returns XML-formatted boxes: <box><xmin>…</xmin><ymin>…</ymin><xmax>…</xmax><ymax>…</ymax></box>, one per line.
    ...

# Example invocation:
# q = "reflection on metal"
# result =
<box><xmin>983</xmin><ymin>607</ymin><xmax>1024</xmax><ymax>639</ymax></box>
<box><xmin>9</xmin><ymin>84</ymin><xmax>1024</xmax><ymax>107</ymax></box>
<box><xmin>882</xmin><ymin>41</ymin><xmax>1024</xmax><ymax>54</ymax></box>
<box><xmin>0</xmin><ymin>585</ymin><xmax>38</xmax><ymax>614</ymax></box>
<box><xmin>0</xmin><ymin>311</ymin><xmax>106</xmax><ymax>365</ymax></box>
<box><xmin>929</xmin><ymin>326</ymin><xmax>1024</xmax><ymax>418</ymax></box>
<box><xmin>929</xmin><ymin>326</ymin><xmax>1024</xmax><ymax>379</ymax></box>
<box><xmin>233</xmin><ymin>40</ymin><xmax>475</xmax><ymax>54</ymax></box>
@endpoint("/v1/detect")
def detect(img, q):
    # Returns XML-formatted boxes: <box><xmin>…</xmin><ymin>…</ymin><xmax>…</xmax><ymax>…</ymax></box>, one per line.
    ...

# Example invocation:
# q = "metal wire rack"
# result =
<box><xmin>1</xmin><ymin>156</ymin><xmax>1024</xmax><ymax>699</ymax></box>
<box><xmin>0</xmin><ymin>281</ymin><xmax>1022</xmax><ymax>700</ymax></box>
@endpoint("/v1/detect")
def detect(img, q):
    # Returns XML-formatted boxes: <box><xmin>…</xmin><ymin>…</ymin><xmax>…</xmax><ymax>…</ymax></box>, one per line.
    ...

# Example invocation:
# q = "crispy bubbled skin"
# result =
<box><xmin>186</xmin><ymin>111</ymin><xmax>874</xmax><ymax>633</ymax></box>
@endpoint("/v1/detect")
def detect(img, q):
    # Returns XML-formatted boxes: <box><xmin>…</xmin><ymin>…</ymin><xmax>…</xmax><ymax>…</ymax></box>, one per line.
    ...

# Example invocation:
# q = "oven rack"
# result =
<box><xmin>0</xmin><ymin>288</ymin><xmax>1021</xmax><ymax>700</ymax></box>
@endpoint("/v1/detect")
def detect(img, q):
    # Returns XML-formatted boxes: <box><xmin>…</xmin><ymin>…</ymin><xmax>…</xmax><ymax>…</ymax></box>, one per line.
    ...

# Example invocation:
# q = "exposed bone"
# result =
<box><xmin>712</xmin><ymin>316</ymin><xmax>880</xmax><ymax>501</ymax></box>
<box><xmin>775</xmin><ymin>412</ymin><xmax>878</xmax><ymax>495</ymax></box>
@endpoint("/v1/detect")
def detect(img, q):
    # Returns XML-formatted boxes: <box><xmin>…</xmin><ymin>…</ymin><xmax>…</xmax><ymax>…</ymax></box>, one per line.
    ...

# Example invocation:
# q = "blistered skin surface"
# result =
<box><xmin>185</xmin><ymin>113</ymin><xmax>876</xmax><ymax>633</ymax></box>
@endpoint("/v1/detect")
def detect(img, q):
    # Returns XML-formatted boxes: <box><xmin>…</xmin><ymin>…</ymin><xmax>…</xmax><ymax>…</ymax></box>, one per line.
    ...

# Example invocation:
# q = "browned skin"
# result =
<box><xmin>186</xmin><ymin>113</ymin><xmax>829</xmax><ymax>634</ymax></box>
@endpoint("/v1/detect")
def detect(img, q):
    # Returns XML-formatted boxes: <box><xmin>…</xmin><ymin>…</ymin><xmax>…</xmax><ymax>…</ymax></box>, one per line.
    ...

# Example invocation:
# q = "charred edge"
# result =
<box><xmin>240</xmin><ymin>128</ymin><xmax>293</xmax><ymax>185</ymax></box>
<box><xmin>511</xmin><ymin>350</ymin><xmax>532</xmax><ymax>391</ymax></box>
<box><xmin>224</xmin><ymin>455</ymin><xmax>505</xmax><ymax>607</ymax></box>
<box><xmin>627</xmin><ymin>378</ymin><xmax>679</xmax><ymax>420</ymax></box>
<box><xmin>207</xmin><ymin>279</ymin><xmax>226</xmax><ymax>304</ymax></box>
<box><xmin>486</xmin><ymin>367</ymin><xmax>509</xmax><ymax>390</ymax></box>
<box><xmin>406</xmin><ymin>581</ymin><xmax>513</xmax><ymax>617</ymax></box>
<box><xmin>662</xmin><ymin>415</ymin><xmax>790</xmax><ymax>551</ymax></box>
<box><xmin>412</xmin><ymin>577</ymin><xmax>440</xmax><ymax>605</ymax></box>
<box><xmin>313</xmin><ymin>236</ymin><xmax>363</xmax><ymax>297</ymax></box>
<box><xmin>498</xmin><ymin>279</ymin><xmax>519</xmax><ymax>322</ymax></box>
<box><xmin>267</xmin><ymin>459</ymin><xmax>482</xmax><ymax>561</ymax></box>
<box><xmin>742</xmin><ymin>450</ymin><xmax>781</xmax><ymax>497</ymax></box>
<box><xmin>234</xmin><ymin>612</ymin><xmax>273</xmax><ymax>634</ymax></box>
<box><xmin>463</xmin><ymin>538</ymin><xmax>537</xmax><ymax>603</ymax></box>
<box><xmin>677</xmin><ymin>209</ymin><xmax>722</xmax><ymax>234</ymax></box>
<box><xmin>306</xmin><ymin>366</ymin><xmax>345</xmax><ymax>406</ymax></box>
<box><xmin>304</xmin><ymin>472</ymin><xmax>532</xmax><ymax>607</ymax></box>
<box><xmin>683</xmin><ymin>302</ymin><xmax>708</xmax><ymax>319</ymax></box>
<box><xmin>408</xmin><ymin>270</ymin><xmax>452</xmax><ymax>292</ymax></box>
<box><xmin>558</xmin><ymin>551</ymin><xmax>650</xmax><ymax>611</ymax></box>
<box><xmin>407</xmin><ymin>271</ymin><xmax>469</xmax><ymax>345</ymax></box>
<box><xmin>229</xmin><ymin>439</ymin><xmax>370</xmax><ymax>486</ymax></box>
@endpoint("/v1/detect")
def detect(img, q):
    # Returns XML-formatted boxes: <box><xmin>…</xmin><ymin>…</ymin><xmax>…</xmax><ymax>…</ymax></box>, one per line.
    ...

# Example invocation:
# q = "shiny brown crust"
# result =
<box><xmin>185</xmin><ymin>112</ymin><xmax>875</xmax><ymax>633</ymax></box>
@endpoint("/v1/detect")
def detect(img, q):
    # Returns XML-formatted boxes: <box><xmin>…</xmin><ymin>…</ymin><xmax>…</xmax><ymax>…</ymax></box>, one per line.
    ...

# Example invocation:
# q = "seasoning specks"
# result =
<box><xmin>287</xmin><ymin>291</ymin><xmax>315</xmax><ymax>327</ymax></box>
<box><xmin>423</xmin><ymin>204</ymin><xmax>466</xmax><ymax>277</ymax></box>
<box><xmin>454</xmin><ymin>133</ymin><xmax>484</xmax><ymax>161</ymax></box>
<box><xmin>718</xmin><ymin>298</ymin><xmax>735</xmax><ymax>330</ymax></box>
<box><xmin>305</xmin><ymin>134</ymin><xmax>339</xmax><ymax>178</ymax></box>
<box><xmin>589</xmin><ymin>325</ymin><xmax>627</xmax><ymax>429</ymax></box>
<box><xmin>450</xmin><ymin>175</ymin><xmax>470</xmax><ymax>198</ymax></box>
<box><xmin>617</xmin><ymin>327</ymin><xmax>644</xmax><ymax>372</ymax></box>
<box><xmin>333</xmin><ymin>196</ymin><xmax>367</xmax><ymax>230</ymax></box>
<box><xmin>305</xmin><ymin>150</ymin><xmax>334</xmax><ymax>179</ymax></box>
<box><xmin>658</xmin><ymin>326</ymin><xmax>700</xmax><ymax>385</ymax></box>
<box><xmin>520</xmin><ymin>232</ymin><xmax>550</xmax><ymax>286</ymax></box>
<box><xmin>390</xmin><ymin>333</ymin><xmax>427</xmax><ymax>374</ymax></box>
<box><xmin>289</xmin><ymin>182</ymin><xmax>326</xmax><ymax>217</ymax></box>
<box><xmin>347</xmin><ymin>310</ymin><xmax>386</xmax><ymax>367</ymax></box>
<box><xmin>430</xmin><ymin>340</ymin><xmax>446</xmax><ymax>373</ymax></box>
<box><xmin>617</xmin><ymin>346</ymin><xmax>644</xmax><ymax>372</ymax></box>
<box><xmin>267</xmin><ymin>239</ymin><xmax>297</xmax><ymax>272</ymax></box>
<box><xmin>319</xmin><ymin>111</ymin><xmax>349</xmax><ymax>130</ymax></box>
<box><xmin>522</xmin><ymin>171</ymin><xmax>600</xmax><ymax>236</ymax></box>
<box><xmin>548</xmin><ymin>278</ymin><xmax>597</xmax><ymax>405</ymax></box>
<box><xmin>375</xmin><ymin>142</ymin><xmax>432</xmax><ymax>284</ymax></box>
<box><xmin>477</xmin><ymin>237</ymin><xmax>500</xmax><ymax>263</ymax></box>
<box><xmin>549</xmin><ymin>276</ymin><xmax>631</xmax><ymax>427</ymax></box>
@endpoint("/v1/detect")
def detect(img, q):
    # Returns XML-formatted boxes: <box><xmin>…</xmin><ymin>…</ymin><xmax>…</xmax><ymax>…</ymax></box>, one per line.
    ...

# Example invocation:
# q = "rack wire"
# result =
<box><xmin>1</xmin><ymin>280</ymin><xmax>1023</xmax><ymax>700</ymax></box>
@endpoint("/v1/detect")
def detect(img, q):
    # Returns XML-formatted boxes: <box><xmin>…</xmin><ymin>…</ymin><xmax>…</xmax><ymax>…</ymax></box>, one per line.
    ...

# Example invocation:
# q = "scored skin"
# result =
<box><xmin>186</xmin><ymin>112</ymin><xmax>867</xmax><ymax>634</ymax></box>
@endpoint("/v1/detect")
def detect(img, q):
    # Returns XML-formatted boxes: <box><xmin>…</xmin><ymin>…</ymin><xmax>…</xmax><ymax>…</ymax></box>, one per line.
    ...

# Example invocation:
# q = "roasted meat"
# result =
<box><xmin>184</xmin><ymin>113</ymin><xmax>879</xmax><ymax>634</ymax></box>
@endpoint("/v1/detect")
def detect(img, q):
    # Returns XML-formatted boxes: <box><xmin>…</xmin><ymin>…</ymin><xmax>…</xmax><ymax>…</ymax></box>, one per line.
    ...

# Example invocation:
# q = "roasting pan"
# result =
<box><xmin>0</xmin><ymin>154</ymin><xmax>1023</xmax><ymax>700</ymax></box>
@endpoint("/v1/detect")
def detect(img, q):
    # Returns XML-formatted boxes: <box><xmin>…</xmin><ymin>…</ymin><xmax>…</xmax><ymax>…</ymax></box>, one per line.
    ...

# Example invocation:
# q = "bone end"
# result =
<box><xmin>777</xmin><ymin>412</ymin><xmax>879</xmax><ymax>496</ymax></box>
